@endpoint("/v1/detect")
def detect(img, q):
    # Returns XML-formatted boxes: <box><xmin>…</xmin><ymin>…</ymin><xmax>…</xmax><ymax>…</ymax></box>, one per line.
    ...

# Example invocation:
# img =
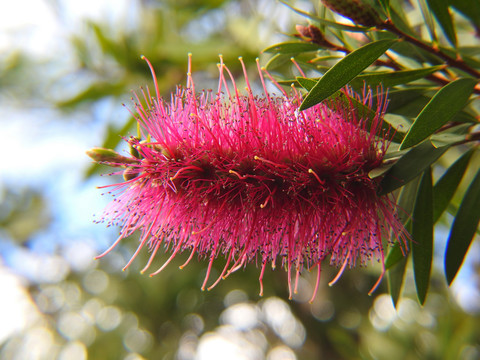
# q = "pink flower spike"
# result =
<box><xmin>92</xmin><ymin>55</ymin><xmax>407</xmax><ymax>301</ymax></box>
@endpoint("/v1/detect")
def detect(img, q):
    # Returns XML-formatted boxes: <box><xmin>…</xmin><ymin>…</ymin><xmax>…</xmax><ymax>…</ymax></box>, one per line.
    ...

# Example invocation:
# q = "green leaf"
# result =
<box><xmin>264</xmin><ymin>53</ymin><xmax>292</xmax><ymax>71</ymax></box>
<box><xmin>57</xmin><ymin>81</ymin><xmax>127</xmax><ymax>108</ymax></box>
<box><xmin>385</xmin><ymin>177</ymin><xmax>420</xmax><ymax>269</ymax></box>
<box><xmin>296</xmin><ymin>77</ymin><xmax>318</xmax><ymax>91</ymax></box>
<box><xmin>379</xmin><ymin>141</ymin><xmax>448</xmax><ymax>195</ymax></box>
<box><xmin>412</xmin><ymin>167</ymin><xmax>433</xmax><ymax>305</ymax></box>
<box><xmin>419</xmin><ymin>0</ymin><xmax>438</xmax><ymax>43</ymax></box>
<box><xmin>278</xmin><ymin>0</ymin><xmax>372</xmax><ymax>32</ymax></box>
<box><xmin>450</xmin><ymin>0</ymin><xmax>480</xmax><ymax>31</ymax></box>
<box><xmin>262</xmin><ymin>42</ymin><xmax>320</xmax><ymax>55</ymax></box>
<box><xmin>445</xmin><ymin>166</ymin><xmax>480</xmax><ymax>285</ymax></box>
<box><xmin>386</xmin><ymin>174</ymin><xmax>420</xmax><ymax>306</ymax></box>
<box><xmin>385</xmin><ymin>243</ymin><xmax>406</xmax><ymax>269</ymax></box>
<box><xmin>430</xmin><ymin>133</ymin><xmax>465</xmax><ymax>148</ymax></box>
<box><xmin>299</xmin><ymin>39</ymin><xmax>398</xmax><ymax>110</ymax></box>
<box><xmin>433</xmin><ymin>149</ymin><xmax>474</xmax><ymax>223</ymax></box>
<box><xmin>350</xmin><ymin>66</ymin><xmax>445</xmax><ymax>88</ymax></box>
<box><xmin>399</xmin><ymin>78</ymin><xmax>477</xmax><ymax>150</ymax></box>
<box><xmin>427</xmin><ymin>0</ymin><xmax>457</xmax><ymax>47</ymax></box>
<box><xmin>378</xmin><ymin>0</ymin><xmax>391</xmax><ymax>14</ymax></box>
<box><xmin>387</xmin><ymin>254</ymin><xmax>408</xmax><ymax>308</ymax></box>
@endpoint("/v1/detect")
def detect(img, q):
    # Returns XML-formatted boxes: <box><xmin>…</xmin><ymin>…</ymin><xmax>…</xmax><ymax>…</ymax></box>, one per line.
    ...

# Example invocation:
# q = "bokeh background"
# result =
<box><xmin>1</xmin><ymin>1</ymin><xmax>479</xmax><ymax>359</ymax></box>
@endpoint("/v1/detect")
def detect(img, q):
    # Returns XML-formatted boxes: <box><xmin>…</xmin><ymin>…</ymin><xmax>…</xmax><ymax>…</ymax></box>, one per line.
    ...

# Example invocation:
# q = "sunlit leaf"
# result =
<box><xmin>430</xmin><ymin>133</ymin><xmax>465</xmax><ymax>148</ymax></box>
<box><xmin>449</xmin><ymin>0</ymin><xmax>480</xmax><ymax>35</ymax></box>
<box><xmin>412</xmin><ymin>167</ymin><xmax>433</xmax><ymax>305</ymax></box>
<box><xmin>399</xmin><ymin>78</ymin><xmax>477</xmax><ymax>149</ymax></box>
<box><xmin>263</xmin><ymin>42</ymin><xmax>320</xmax><ymax>54</ymax></box>
<box><xmin>299</xmin><ymin>39</ymin><xmax>398</xmax><ymax>110</ymax></box>
<box><xmin>445</xmin><ymin>166</ymin><xmax>480</xmax><ymax>285</ymax></box>
<box><xmin>278</xmin><ymin>0</ymin><xmax>372</xmax><ymax>32</ymax></box>
<box><xmin>427</xmin><ymin>0</ymin><xmax>457</xmax><ymax>47</ymax></box>
<box><xmin>264</xmin><ymin>53</ymin><xmax>292</xmax><ymax>70</ymax></box>
<box><xmin>350</xmin><ymin>65</ymin><xmax>445</xmax><ymax>88</ymax></box>
<box><xmin>419</xmin><ymin>0</ymin><xmax>438</xmax><ymax>43</ymax></box>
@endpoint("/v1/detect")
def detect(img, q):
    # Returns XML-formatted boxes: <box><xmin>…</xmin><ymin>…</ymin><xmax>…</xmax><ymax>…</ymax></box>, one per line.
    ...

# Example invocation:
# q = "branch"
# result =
<box><xmin>379</xmin><ymin>20</ymin><xmax>480</xmax><ymax>79</ymax></box>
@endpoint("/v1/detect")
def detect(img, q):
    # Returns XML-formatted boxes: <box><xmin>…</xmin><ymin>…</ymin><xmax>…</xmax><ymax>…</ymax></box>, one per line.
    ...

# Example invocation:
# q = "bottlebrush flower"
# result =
<box><xmin>90</xmin><ymin>54</ymin><xmax>406</xmax><ymax>302</ymax></box>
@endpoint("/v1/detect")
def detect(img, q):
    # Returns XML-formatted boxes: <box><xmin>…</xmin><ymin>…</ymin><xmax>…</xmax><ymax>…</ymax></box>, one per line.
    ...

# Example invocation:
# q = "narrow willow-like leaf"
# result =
<box><xmin>387</xmin><ymin>255</ymin><xmax>408</xmax><ymax>308</ymax></box>
<box><xmin>445</xmin><ymin>167</ymin><xmax>480</xmax><ymax>285</ymax></box>
<box><xmin>378</xmin><ymin>0</ymin><xmax>390</xmax><ymax>14</ymax></box>
<box><xmin>309</xmin><ymin>55</ymin><xmax>343</xmax><ymax>63</ymax></box>
<box><xmin>379</xmin><ymin>141</ymin><xmax>448</xmax><ymax>195</ymax></box>
<box><xmin>386</xmin><ymin>176</ymin><xmax>420</xmax><ymax>306</ymax></box>
<box><xmin>350</xmin><ymin>66</ymin><xmax>445</xmax><ymax>88</ymax></box>
<box><xmin>385</xmin><ymin>243</ymin><xmax>405</xmax><ymax>269</ymax></box>
<box><xmin>412</xmin><ymin>167</ymin><xmax>433</xmax><ymax>305</ymax></box>
<box><xmin>296</xmin><ymin>77</ymin><xmax>318</xmax><ymax>90</ymax></box>
<box><xmin>278</xmin><ymin>0</ymin><xmax>372</xmax><ymax>32</ymax></box>
<box><xmin>428</xmin><ymin>0</ymin><xmax>457</xmax><ymax>47</ymax></box>
<box><xmin>57</xmin><ymin>81</ymin><xmax>127</xmax><ymax>108</ymax></box>
<box><xmin>385</xmin><ymin>176</ymin><xmax>420</xmax><ymax>269</ymax></box>
<box><xmin>399</xmin><ymin>78</ymin><xmax>477</xmax><ymax>150</ymax></box>
<box><xmin>430</xmin><ymin>133</ymin><xmax>465</xmax><ymax>148</ymax></box>
<box><xmin>433</xmin><ymin>149</ymin><xmax>474</xmax><ymax>223</ymax></box>
<box><xmin>264</xmin><ymin>53</ymin><xmax>292</xmax><ymax>71</ymax></box>
<box><xmin>419</xmin><ymin>0</ymin><xmax>438</xmax><ymax>43</ymax></box>
<box><xmin>299</xmin><ymin>39</ymin><xmax>398</xmax><ymax>111</ymax></box>
<box><xmin>450</xmin><ymin>0</ymin><xmax>480</xmax><ymax>31</ymax></box>
<box><xmin>263</xmin><ymin>42</ymin><xmax>320</xmax><ymax>55</ymax></box>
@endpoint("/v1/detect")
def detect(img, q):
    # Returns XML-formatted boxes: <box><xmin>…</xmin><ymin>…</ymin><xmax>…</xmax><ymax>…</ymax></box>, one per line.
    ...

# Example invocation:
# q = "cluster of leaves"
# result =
<box><xmin>264</xmin><ymin>0</ymin><xmax>480</xmax><ymax>306</ymax></box>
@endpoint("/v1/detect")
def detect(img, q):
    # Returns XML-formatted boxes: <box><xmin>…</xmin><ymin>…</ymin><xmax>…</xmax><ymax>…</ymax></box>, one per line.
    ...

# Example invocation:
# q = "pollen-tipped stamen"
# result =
<box><xmin>328</xmin><ymin>251</ymin><xmax>351</xmax><ymax>287</ymax></box>
<box><xmin>309</xmin><ymin>262</ymin><xmax>322</xmax><ymax>304</ymax></box>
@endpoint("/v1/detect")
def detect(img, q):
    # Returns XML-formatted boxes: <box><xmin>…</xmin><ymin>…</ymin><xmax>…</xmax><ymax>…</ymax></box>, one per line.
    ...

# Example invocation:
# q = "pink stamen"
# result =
<box><xmin>94</xmin><ymin>233</ymin><xmax>126</xmax><ymax>260</ymax></box>
<box><xmin>141</xmin><ymin>56</ymin><xmax>160</xmax><ymax>102</ymax></box>
<box><xmin>309</xmin><ymin>262</ymin><xmax>322</xmax><ymax>304</ymax></box>
<box><xmin>170</xmin><ymin>166</ymin><xmax>203</xmax><ymax>181</ymax></box>
<box><xmin>208</xmin><ymin>248</ymin><xmax>234</xmax><ymax>291</ymax></box>
<box><xmin>229</xmin><ymin>169</ymin><xmax>247</xmax><ymax>180</ymax></box>
<box><xmin>290</xmin><ymin>57</ymin><xmax>306</xmax><ymax>77</ymax></box>
<box><xmin>149</xmin><ymin>241</ymin><xmax>183</xmax><ymax>276</ymax></box>
<box><xmin>254</xmin><ymin>156</ymin><xmax>288</xmax><ymax>169</ymax></box>
<box><xmin>140</xmin><ymin>239</ymin><xmax>162</xmax><ymax>274</ymax></box>
<box><xmin>308</xmin><ymin>168</ymin><xmax>326</xmax><ymax>185</ymax></box>
<box><xmin>259</xmin><ymin>261</ymin><xmax>267</xmax><ymax>296</ymax></box>
<box><xmin>368</xmin><ymin>249</ymin><xmax>386</xmax><ymax>296</ymax></box>
<box><xmin>328</xmin><ymin>251</ymin><xmax>351</xmax><ymax>286</ymax></box>
<box><xmin>179</xmin><ymin>240</ymin><xmax>199</xmax><ymax>269</ymax></box>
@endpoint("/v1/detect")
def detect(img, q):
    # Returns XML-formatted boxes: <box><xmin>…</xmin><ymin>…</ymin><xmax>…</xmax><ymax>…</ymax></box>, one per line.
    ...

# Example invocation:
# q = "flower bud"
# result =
<box><xmin>295</xmin><ymin>25</ymin><xmax>329</xmax><ymax>46</ymax></box>
<box><xmin>86</xmin><ymin>147</ymin><xmax>139</xmax><ymax>167</ymax></box>
<box><xmin>321</xmin><ymin>0</ymin><xmax>383</xmax><ymax>27</ymax></box>
<box><xmin>123</xmin><ymin>166</ymin><xmax>139</xmax><ymax>181</ymax></box>
<box><xmin>128</xmin><ymin>137</ymin><xmax>141</xmax><ymax>159</ymax></box>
